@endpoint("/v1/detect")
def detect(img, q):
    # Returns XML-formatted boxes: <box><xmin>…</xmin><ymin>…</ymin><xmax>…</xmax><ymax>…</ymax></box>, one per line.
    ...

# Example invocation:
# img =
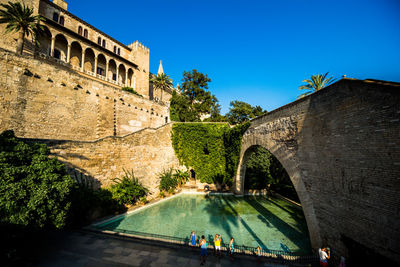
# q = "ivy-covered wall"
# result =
<box><xmin>171</xmin><ymin>122</ymin><xmax>249</xmax><ymax>185</ymax></box>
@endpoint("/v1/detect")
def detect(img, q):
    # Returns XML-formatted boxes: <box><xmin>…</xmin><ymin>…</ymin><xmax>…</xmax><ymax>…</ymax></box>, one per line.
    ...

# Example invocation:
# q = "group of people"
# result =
<box><xmin>190</xmin><ymin>231</ymin><xmax>263</xmax><ymax>265</ymax></box>
<box><xmin>190</xmin><ymin>231</ymin><xmax>343</xmax><ymax>266</ymax></box>
<box><xmin>190</xmin><ymin>231</ymin><xmax>236</xmax><ymax>265</ymax></box>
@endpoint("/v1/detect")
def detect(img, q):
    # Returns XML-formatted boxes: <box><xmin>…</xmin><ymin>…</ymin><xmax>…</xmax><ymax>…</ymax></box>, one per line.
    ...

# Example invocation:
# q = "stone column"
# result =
<box><xmin>105</xmin><ymin>61</ymin><xmax>109</xmax><ymax>79</ymax></box>
<box><xmin>94</xmin><ymin>55</ymin><xmax>98</xmax><ymax>75</ymax></box>
<box><xmin>116</xmin><ymin>65</ymin><xmax>119</xmax><ymax>83</ymax></box>
<box><xmin>125</xmin><ymin>71</ymin><xmax>128</xmax><ymax>86</ymax></box>
<box><xmin>81</xmin><ymin>51</ymin><xmax>85</xmax><ymax>71</ymax></box>
<box><xmin>133</xmin><ymin>75</ymin><xmax>136</xmax><ymax>90</ymax></box>
<box><xmin>66</xmin><ymin>44</ymin><xmax>71</xmax><ymax>63</ymax></box>
<box><xmin>50</xmin><ymin>37</ymin><xmax>55</xmax><ymax>57</ymax></box>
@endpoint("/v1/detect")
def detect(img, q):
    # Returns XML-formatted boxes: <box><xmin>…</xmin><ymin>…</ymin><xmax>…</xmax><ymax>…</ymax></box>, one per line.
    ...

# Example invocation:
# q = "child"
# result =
<box><xmin>229</xmin><ymin>237</ymin><xmax>235</xmax><ymax>261</ymax></box>
<box><xmin>190</xmin><ymin>231</ymin><xmax>196</xmax><ymax>246</ymax></box>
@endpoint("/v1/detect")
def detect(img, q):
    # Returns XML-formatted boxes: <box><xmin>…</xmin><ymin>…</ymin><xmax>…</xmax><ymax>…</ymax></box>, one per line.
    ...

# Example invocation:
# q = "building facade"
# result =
<box><xmin>0</xmin><ymin>0</ymin><xmax>172</xmax><ymax>102</ymax></box>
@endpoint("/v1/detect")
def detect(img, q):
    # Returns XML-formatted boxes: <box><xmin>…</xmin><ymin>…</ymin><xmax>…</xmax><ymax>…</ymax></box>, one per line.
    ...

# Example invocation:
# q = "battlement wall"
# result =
<box><xmin>0</xmin><ymin>49</ymin><xmax>169</xmax><ymax>141</ymax></box>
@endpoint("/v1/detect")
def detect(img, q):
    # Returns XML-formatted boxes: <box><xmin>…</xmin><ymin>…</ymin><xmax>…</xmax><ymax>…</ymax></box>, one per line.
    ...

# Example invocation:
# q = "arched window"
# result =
<box><xmin>53</xmin><ymin>12</ymin><xmax>59</xmax><ymax>22</ymax></box>
<box><xmin>78</xmin><ymin>26</ymin><xmax>82</xmax><ymax>35</ymax></box>
<box><xmin>97</xmin><ymin>37</ymin><xmax>101</xmax><ymax>45</ymax></box>
<box><xmin>117</xmin><ymin>48</ymin><xmax>120</xmax><ymax>55</ymax></box>
<box><xmin>83</xmin><ymin>29</ymin><xmax>88</xmax><ymax>38</ymax></box>
<box><xmin>102</xmin><ymin>39</ymin><xmax>106</xmax><ymax>48</ymax></box>
<box><xmin>59</xmin><ymin>16</ymin><xmax>64</xmax><ymax>26</ymax></box>
<box><xmin>113</xmin><ymin>46</ymin><xmax>116</xmax><ymax>53</ymax></box>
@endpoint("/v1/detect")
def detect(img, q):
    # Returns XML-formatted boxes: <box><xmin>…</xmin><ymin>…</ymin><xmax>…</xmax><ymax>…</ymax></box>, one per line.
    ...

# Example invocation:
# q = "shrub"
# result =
<box><xmin>158</xmin><ymin>191</ymin><xmax>165</xmax><ymax>198</ymax></box>
<box><xmin>139</xmin><ymin>196</ymin><xmax>148</xmax><ymax>204</ymax></box>
<box><xmin>68</xmin><ymin>173</ymin><xmax>125</xmax><ymax>227</ymax></box>
<box><xmin>173</xmin><ymin>170</ymin><xmax>189</xmax><ymax>186</ymax></box>
<box><xmin>122</xmin><ymin>87</ymin><xmax>142</xmax><ymax>97</ymax></box>
<box><xmin>0</xmin><ymin>130</ymin><xmax>75</xmax><ymax>229</ymax></box>
<box><xmin>159</xmin><ymin>168</ymin><xmax>178</xmax><ymax>192</ymax></box>
<box><xmin>109</xmin><ymin>169</ymin><xmax>148</xmax><ymax>205</ymax></box>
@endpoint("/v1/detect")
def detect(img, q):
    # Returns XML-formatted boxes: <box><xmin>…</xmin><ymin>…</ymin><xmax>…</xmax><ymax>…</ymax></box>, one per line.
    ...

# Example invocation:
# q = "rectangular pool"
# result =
<box><xmin>92</xmin><ymin>193</ymin><xmax>312</xmax><ymax>255</ymax></box>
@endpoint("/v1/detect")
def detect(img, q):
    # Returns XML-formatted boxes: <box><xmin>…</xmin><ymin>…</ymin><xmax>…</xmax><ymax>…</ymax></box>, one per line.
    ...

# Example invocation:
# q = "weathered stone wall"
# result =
<box><xmin>33</xmin><ymin>123</ymin><xmax>180</xmax><ymax>195</ymax></box>
<box><xmin>234</xmin><ymin>79</ymin><xmax>400</xmax><ymax>263</ymax></box>
<box><xmin>0</xmin><ymin>49</ymin><xmax>168</xmax><ymax>141</ymax></box>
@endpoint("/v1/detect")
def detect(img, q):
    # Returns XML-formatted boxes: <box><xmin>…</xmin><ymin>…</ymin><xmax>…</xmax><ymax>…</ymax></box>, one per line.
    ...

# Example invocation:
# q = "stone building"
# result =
<box><xmin>0</xmin><ymin>0</ymin><xmax>182</xmax><ymax>195</ymax></box>
<box><xmin>0</xmin><ymin>0</ymin><xmax>173</xmax><ymax>102</ymax></box>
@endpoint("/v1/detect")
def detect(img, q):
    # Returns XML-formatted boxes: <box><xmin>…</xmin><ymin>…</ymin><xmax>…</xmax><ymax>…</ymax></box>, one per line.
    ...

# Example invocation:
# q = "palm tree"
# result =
<box><xmin>0</xmin><ymin>1</ymin><xmax>44</xmax><ymax>55</ymax></box>
<box><xmin>151</xmin><ymin>73</ymin><xmax>172</xmax><ymax>102</ymax></box>
<box><xmin>298</xmin><ymin>72</ymin><xmax>336</xmax><ymax>98</ymax></box>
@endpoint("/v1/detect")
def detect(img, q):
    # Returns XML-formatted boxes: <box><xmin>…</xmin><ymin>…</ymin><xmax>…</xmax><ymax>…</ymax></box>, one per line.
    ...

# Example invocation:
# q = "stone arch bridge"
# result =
<box><xmin>233</xmin><ymin>78</ymin><xmax>400</xmax><ymax>264</ymax></box>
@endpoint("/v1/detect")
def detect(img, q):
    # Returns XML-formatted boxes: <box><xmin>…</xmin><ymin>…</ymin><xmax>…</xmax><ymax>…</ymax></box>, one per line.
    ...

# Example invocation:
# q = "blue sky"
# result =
<box><xmin>66</xmin><ymin>0</ymin><xmax>400</xmax><ymax>113</ymax></box>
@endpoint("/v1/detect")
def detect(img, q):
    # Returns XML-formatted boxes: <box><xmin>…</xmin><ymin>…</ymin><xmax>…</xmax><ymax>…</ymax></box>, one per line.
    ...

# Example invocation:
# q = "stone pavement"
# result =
<box><xmin>34</xmin><ymin>231</ymin><xmax>315</xmax><ymax>267</ymax></box>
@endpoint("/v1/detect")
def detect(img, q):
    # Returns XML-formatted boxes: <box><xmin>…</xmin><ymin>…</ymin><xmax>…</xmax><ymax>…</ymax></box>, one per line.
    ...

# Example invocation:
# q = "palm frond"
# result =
<box><xmin>298</xmin><ymin>72</ymin><xmax>336</xmax><ymax>98</ymax></box>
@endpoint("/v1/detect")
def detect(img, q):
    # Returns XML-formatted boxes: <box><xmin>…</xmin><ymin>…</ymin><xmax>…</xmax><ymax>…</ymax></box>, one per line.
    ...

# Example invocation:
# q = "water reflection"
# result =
<box><xmin>97</xmin><ymin>194</ymin><xmax>312</xmax><ymax>254</ymax></box>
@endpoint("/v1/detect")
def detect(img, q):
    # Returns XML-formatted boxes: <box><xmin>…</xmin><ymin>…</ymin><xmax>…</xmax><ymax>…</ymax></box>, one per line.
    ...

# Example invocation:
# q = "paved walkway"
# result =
<box><xmin>33</xmin><ymin>231</ymin><xmax>315</xmax><ymax>267</ymax></box>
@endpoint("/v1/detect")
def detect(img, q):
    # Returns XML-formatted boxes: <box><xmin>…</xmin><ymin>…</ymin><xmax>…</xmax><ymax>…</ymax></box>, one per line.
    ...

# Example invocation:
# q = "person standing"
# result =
<box><xmin>256</xmin><ymin>246</ymin><xmax>262</xmax><ymax>264</ymax></box>
<box><xmin>229</xmin><ymin>237</ymin><xmax>235</xmax><ymax>261</ymax></box>
<box><xmin>318</xmin><ymin>247</ymin><xmax>330</xmax><ymax>267</ymax></box>
<box><xmin>214</xmin><ymin>234</ymin><xmax>221</xmax><ymax>258</ymax></box>
<box><xmin>200</xmin><ymin>235</ymin><xmax>207</xmax><ymax>265</ymax></box>
<box><xmin>190</xmin><ymin>231</ymin><xmax>196</xmax><ymax>246</ymax></box>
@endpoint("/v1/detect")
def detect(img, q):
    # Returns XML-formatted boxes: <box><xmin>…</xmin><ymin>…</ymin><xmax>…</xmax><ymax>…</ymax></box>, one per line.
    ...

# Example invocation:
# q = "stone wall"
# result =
<box><xmin>235</xmin><ymin>79</ymin><xmax>400</xmax><ymax>263</ymax></box>
<box><xmin>0</xmin><ymin>49</ymin><xmax>168</xmax><ymax>141</ymax></box>
<box><xmin>33</xmin><ymin>123</ymin><xmax>180</xmax><ymax>195</ymax></box>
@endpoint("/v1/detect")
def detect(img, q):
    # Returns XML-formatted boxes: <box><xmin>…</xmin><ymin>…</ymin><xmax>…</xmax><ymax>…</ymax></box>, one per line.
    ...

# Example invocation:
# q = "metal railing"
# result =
<box><xmin>91</xmin><ymin>226</ymin><xmax>319</xmax><ymax>264</ymax></box>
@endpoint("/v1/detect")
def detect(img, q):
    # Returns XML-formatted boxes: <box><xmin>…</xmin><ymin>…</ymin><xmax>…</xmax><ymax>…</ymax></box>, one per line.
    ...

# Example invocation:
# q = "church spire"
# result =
<box><xmin>157</xmin><ymin>60</ymin><xmax>164</xmax><ymax>75</ymax></box>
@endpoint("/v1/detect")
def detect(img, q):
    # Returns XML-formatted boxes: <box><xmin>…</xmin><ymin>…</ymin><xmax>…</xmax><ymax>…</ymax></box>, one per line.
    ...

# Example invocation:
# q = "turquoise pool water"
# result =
<box><xmin>94</xmin><ymin>194</ymin><xmax>312</xmax><ymax>255</ymax></box>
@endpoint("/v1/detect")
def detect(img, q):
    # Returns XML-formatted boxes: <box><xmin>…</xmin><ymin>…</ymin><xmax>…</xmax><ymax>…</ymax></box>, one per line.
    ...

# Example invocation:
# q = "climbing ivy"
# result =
<box><xmin>171</xmin><ymin>122</ymin><xmax>250</xmax><ymax>186</ymax></box>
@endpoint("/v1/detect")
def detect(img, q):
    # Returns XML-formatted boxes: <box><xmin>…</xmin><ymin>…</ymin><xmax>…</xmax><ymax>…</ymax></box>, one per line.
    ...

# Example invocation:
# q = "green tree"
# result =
<box><xmin>298</xmin><ymin>72</ymin><xmax>336</xmax><ymax>98</ymax></box>
<box><xmin>244</xmin><ymin>146</ymin><xmax>273</xmax><ymax>189</ymax></box>
<box><xmin>0</xmin><ymin>130</ymin><xmax>75</xmax><ymax>229</ymax></box>
<box><xmin>150</xmin><ymin>73</ymin><xmax>172</xmax><ymax>102</ymax></box>
<box><xmin>170</xmin><ymin>70</ymin><xmax>218</xmax><ymax>122</ymax></box>
<box><xmin>204</xmin><ymin>98</ymin><xmax>228</xmax><ymax>122</ymax></box>
<box><xmin>170</xmin><ymin>90</ymin><xmax>197</xmax><ymax>121</ymax></box>
<box><xmin>226</xmin><ymin>100</ymin><xmax>266</xmax><ymax>125</ymax></box>
<box><xmin>0</xmin><ymin>1</ymin><xmax>44</xmax><ymax>55</ymax></box>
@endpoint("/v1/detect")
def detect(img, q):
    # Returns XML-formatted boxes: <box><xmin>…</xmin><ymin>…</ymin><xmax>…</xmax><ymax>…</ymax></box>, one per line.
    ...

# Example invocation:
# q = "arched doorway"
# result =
<box><xmin>190</xmin><ymin>169</ymin><xmax>196</xmax><ymax>180</ymax></box>
<box><xmin>118</xmin><ymin>64</ymin><xmax>126</xmax><ymax>85</ymax></box>
<box><xmin>69</xmin><ymin>41</ymin><xmax>82</xmax><ymax>67</ymax></box>
<box><xmin>127</xmin><ymin>68</ymin><xmax>134</xmax><ymax>87</ymax></box>
<box><xmin>84</xmin><ymin>48</ymin><xmax>95</xmax><ymax>72</ymax></box>
<box><xmin>108</xmin><ymin>59</ymin><xmax>117</xmax><ymax>81</ymax></box>
<box><xmin>54</xmin><ymin>34</ymin><xmax>68</xmax><ymax>61</ymax></box>
<box><xmin>97</xmin><ymin>54</ymin><xmax>107</xmax><ymax>76</ymax></box>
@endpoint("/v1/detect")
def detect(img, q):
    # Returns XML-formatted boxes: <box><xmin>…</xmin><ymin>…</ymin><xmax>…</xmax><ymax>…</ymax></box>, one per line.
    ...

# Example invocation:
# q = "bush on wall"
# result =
<box><xmin>171</xmin><ymin>122</ymin><xmax>250</xmax><ymax>186</ymax></box>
